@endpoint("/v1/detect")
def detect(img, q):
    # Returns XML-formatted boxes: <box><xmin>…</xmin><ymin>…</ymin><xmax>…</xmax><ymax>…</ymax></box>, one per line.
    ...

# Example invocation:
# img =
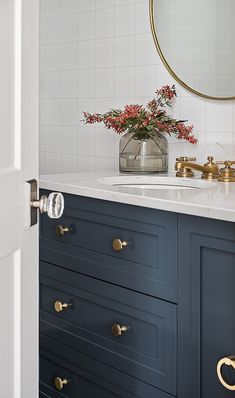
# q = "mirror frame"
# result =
<box><xmin>149</xmin><ymin>0</ymin><xmax>235</xmax><ymax>100</ymax></box>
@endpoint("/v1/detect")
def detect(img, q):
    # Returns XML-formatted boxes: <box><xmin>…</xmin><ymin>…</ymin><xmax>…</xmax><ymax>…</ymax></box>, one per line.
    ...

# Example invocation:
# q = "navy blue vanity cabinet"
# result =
<box><xmin>178</xmin><ymin>214</ymin><xmax>235</xmax><ymax>398</ymax></box>
<box><xmin>40</xmin><ymin>189</ymin><xmax>235</xmax><ymax>398</ymax></box>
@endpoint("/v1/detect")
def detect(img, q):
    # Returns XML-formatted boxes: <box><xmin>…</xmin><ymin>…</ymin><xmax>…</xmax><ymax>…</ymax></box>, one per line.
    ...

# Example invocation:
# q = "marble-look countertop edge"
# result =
<box><xmin>39</xmin><ymin>175</ymin><xmax>235</xmax><ymax>223</ymax></box>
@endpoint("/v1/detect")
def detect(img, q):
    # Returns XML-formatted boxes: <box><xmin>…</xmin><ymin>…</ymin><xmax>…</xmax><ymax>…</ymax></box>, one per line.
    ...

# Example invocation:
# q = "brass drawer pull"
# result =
<box><xmin>217</xmin><ymin>356</ymin><xmax>235</xmax><ymax>390</ymax></box>
<box><xmin>54</xmin><ymin>376</ymin><xmax>70</xmax><ymax>391</ymax></box>
<box><xmin>112</xmin><ymin>239</ymin><xmax>128</xmax><ymax>252</ymax></box>
<box><xmin>112</xmin><ymin>323</ymin><xmax>129</xmax><ymax>336</ymax></box>
<box><xmin>56</xmin><ymin>225</ymin><xmax>71</xmax><ymax>237</ymax></box>
<box><xmin>54</xmin><ymin>300</ymin><xmax>72</xmax><ymax>313</ymax></box>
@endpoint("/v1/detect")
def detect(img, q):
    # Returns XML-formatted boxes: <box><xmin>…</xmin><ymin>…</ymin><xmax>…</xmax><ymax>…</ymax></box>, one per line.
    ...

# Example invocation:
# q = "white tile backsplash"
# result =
<box><xmin>40</xmin><ymin>0</ymin><xmax>235</xmax><ymax>175</ymax></box>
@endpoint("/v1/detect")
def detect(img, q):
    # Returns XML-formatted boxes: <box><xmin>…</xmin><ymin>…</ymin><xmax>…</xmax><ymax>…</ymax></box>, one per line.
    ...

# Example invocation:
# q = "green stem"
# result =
<box><xmin>148</xmin><ymin>132</ymin><xmax>167</xmax><ymax>155</ymax></box>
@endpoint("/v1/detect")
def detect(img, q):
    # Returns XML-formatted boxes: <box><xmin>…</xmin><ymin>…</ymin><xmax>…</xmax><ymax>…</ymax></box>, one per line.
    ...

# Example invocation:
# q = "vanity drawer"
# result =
<box><xmin>40</xmin><ymin>261</ymin><xmax>177</xmax><ymax>395</ymax></box>
<box><xmin>40</xmin><ymin>191</ymin><xmax>177</xmax><ymax>302</ymax></box>
<box><xmin>40</xmin><ymin>336</ymin><xmax>175</xmax><ymax>398</ymax></box>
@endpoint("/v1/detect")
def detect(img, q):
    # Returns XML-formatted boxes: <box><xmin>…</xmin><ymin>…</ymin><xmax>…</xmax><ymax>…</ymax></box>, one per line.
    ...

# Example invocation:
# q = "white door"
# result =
<box><xmin>0</xmin><ymin>1</ymin><xmax>38</xmax><ymax>397</ymax></box>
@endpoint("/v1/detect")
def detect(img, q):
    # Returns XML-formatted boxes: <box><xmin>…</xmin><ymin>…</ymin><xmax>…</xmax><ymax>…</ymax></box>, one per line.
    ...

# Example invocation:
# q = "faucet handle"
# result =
<box><xmin>224</xmin><ymin>160</ymin><xmax>235</xmax><ymax>166</ymax></box>
<box><xmin>176</xmin><ymin>156</ymin><xmax>196</xmax><ymax>162</ymax></box>
<box><xmin>204</xmin><ymin>156</ymin><xmax>217</xmax><ymax>166</ymax></box>
<box><xmin>218</xmin><ymin>160</ymin><xmax>235</xmax><ymax>182</ymax></box>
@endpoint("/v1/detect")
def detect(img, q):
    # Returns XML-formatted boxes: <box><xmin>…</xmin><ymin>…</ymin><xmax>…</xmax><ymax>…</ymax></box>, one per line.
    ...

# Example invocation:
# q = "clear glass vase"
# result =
<box><xmin>119</xmin><ymin>129</ymin><xmax>168</xmax><ymax>173</ymax></box>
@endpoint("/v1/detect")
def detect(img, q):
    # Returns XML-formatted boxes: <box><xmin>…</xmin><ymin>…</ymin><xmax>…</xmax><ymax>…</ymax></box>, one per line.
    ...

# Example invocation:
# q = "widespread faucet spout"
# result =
<box><xmin>175</xmin><ymin>156</ymin><xmax>220</xmax><ymax>180</ymax></box>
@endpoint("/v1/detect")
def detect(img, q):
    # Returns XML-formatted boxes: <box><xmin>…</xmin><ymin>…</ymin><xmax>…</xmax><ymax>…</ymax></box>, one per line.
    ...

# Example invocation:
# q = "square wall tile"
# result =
<box><xmin>114</xmin><ymin>4</ymin><xmax>135</xmax><ymax>37</ymax></box>
<box><xmin>95</xmin><ymin>68</ymin><xmax>114</xmax><ymax>97</ymax></box>
<box><xmin>134</xmin><ymin>65</ymin><xmax>157</xmax><ymax>97</ymax></box>
<box><xmin>96</xmin><ymin>8</ymin><xmax>114</xmax><ymax>38</ymax></box>
<box><xmin>78</xmin><ymin>11</ymin><xmax>95</xmax><ymax>40</ymax></box>
<box><xmin>60</xmin><ymin>13</ymin><xmax>78</xmax><ymax>42</ymax></box>
<box><xmin>206</xmin><ymin>101</ymin><xmax>233</xmax><ymax>133</ymax></box>
<box><xmin>114</xmin><ymin>36</ymin><xmax>135</xmax><ymax>67</ymax></box>
<box><xmin>114</xmin><ymin>66</ymin><xmax>134</xmax><ymax>97</ymax></box>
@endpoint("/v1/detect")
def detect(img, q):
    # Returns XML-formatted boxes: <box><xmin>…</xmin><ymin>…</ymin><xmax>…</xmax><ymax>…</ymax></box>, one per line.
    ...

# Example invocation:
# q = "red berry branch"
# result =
<box><xmin>82</xmin><ymin>85</ymin><xmax>197</xmax><ymax>144</ymax></box>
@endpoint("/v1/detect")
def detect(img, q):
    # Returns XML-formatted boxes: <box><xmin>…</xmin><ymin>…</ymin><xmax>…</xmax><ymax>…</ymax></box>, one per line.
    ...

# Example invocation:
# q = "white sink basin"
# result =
<box><xmin>98</xmin><ymin>176</ymin><xmax>217</xmax><ymax>190</ymax></box>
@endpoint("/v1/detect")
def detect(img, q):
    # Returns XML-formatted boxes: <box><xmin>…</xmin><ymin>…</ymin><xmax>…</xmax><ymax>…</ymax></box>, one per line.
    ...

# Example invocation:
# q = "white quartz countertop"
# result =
<box><xmin>40</xmin><ymin>172</ymin><xmax>235</xmax><ymax>223</ymax></box>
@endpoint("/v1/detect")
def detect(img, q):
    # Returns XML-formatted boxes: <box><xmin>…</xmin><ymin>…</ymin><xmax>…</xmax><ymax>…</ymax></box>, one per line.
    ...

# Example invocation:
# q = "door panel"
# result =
<box><xmin>0</xmin><ymin>1</ymin><xmax>39</xmax><ymax>397</ymax></box>
<box><xmin>178</xmin><ymin>215</ymin><xmax>235</xmax><ymax>398</ymax></box>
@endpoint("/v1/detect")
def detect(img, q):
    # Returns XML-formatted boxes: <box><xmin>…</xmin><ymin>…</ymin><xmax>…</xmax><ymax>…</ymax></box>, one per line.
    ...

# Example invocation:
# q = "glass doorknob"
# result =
<box><xmin>31</xmin><ymin>192</ymin><xmax>64</xmax><ymax>219</ymax></box>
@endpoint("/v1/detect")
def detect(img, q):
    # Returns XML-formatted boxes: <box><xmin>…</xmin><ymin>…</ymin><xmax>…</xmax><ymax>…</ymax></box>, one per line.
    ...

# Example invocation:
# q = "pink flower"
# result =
<box><xmin>82</xmin><ymin>85</ymin><xmax>197</xmax><ymax>144</ymax></box>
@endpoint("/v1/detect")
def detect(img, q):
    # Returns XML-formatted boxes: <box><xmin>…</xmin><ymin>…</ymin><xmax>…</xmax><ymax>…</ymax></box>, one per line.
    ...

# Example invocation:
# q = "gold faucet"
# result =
<box><xmin>175</xmin><ymin>156</ymin><xmax>221</xmax><ymax>180</ymax></box>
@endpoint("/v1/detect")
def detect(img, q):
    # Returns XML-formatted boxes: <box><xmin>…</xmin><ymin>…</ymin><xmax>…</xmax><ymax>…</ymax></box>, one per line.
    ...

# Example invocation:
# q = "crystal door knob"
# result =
<box><xmin>31</xmin><ymin>192</ymin><xmax>64</xmax><ymax>219</ymax></box>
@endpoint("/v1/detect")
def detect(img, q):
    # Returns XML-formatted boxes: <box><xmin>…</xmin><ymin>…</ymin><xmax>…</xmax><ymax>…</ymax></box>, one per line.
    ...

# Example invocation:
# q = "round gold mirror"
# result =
<box><xmin>150</xmin><ymin>0</ymin><xmax>235</xmax><ymax>100</ymax></box>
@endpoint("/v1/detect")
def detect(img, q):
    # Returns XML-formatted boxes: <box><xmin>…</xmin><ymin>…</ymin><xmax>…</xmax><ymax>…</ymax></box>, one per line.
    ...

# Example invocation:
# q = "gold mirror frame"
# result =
<box><xmin>149</xmin><ymin>0</ymin><xmax>235</xmax><ymax>100</ymax></box>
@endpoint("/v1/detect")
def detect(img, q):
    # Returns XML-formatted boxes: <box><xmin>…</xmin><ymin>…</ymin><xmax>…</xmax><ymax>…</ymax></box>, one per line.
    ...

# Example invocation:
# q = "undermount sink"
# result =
<box><xmin>98</xmin><ymin>176</ymin><xmax>217</xmax><ymax>190</ymax></box>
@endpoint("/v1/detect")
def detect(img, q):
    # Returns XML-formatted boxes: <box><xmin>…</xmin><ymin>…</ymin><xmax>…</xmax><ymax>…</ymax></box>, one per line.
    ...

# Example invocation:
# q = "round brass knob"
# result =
<box><xmin>217</xmin><ymin>356</ymin><xmax>235</xmax><ymax>390</ymax></box>
<box><xmin>54</xmin><ymin>376</ymin><xmax>70</xmax><ymax>391</ymax></box>
<box><xmin>56</xmin><ymin>225</ymin><xmax>71</xmax><ymax>237</ymax></box>
<box><xmin>112</xmin><ymin>239</ymin><xmax>128</xmax><ymax>252</ymax></box>
<box><xmin>112</xmin><ymin>323</ymin><xmax>128</xmax><ymax>336</ymax></box>
<box><xmin>54</xmin><ymin>300</ymin><xmax>72</xmax><ymax>313</ymax></box>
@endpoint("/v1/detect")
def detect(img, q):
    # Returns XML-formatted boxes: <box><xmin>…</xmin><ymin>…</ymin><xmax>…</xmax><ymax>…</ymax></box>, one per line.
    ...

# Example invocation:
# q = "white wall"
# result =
<box><xmin>39</xmin><ymin>0</ymin><xmax>235</xmax><ymax>175</ymax></box>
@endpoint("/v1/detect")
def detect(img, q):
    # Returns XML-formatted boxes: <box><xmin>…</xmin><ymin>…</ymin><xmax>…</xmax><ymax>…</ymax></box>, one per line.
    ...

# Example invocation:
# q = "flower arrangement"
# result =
<box><xmin>82</xmin><ymin>85</ymin><xmax>197</xmax><ymax>144</ymax></box>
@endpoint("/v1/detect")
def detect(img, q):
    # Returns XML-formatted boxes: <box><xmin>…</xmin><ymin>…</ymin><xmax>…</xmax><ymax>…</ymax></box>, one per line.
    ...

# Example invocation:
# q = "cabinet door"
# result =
<box><xmin>178</xmin><ymin>215</ymin><xmax>235</xmax><ymax>398</ymax></box>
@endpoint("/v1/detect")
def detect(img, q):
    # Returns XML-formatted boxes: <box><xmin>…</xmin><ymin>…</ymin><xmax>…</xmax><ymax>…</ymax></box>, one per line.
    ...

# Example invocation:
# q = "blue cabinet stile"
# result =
<box><xmin>39</xmin><ymin>190</ymin><xmax>235</xmax><ymax>398</ymax></box>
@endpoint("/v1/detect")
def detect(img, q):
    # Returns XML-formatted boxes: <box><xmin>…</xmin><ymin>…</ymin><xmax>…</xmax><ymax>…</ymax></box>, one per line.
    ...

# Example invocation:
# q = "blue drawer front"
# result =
<box><xmin>40</xmin><ymin>336</ymin><xmax>175</xmax><ymax>398</ymax></box>
<box><xmin>40</xmin><ymin>261</ymin><xmax>177</xmax><ymax>395</ymax></box>
<box><xmin>40</xmin><ymin>191</ymin><xmax>177</xmax><ymax>302</ymax></box>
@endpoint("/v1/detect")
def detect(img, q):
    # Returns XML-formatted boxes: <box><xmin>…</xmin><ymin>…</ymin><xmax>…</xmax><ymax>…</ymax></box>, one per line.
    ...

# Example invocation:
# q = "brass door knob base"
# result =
<box><xmin>218</xmin><ymin>161</ymin><xmax>235</xmax><ymax>182</ymax></box>
<box><xmin>112</xmin><ymin>239</ymin><xmax>128</xmax><ymax>252</ymax></box>
<box><xmin>217</xmin><ymin>356</ymin><xmax>235</xmax><ymax>390</ymax></box>
<box><xmin>112</xmin><ymin>323</ymin><xmax>129</xmax><ymax>336</ymax></box>
<box><xmin>56</xmin><ymin>225</ymin><xmax>71</xmax><ymax>237</ymax></box>
<box><xmin>54</xmin><ymin>300</ymin><xmax>72</xmax><ymax>313</ymax></box>
<box><xmin>54</xmin><ymin>376</ymin><xmax>70</xmax><ymax>391</ymax></box>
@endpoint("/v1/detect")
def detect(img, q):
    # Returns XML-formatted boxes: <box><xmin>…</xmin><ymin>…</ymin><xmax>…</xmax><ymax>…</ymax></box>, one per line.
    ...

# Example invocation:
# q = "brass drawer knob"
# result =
<box><xmin>54</xmin><ymin>376</ymin><xmax>70</xmax><ymax>391</ymax></box>
<box><xmin>217</xmin><ymin>356</ymin><xmax>235</xmax><ymax>390</ymax></box>
<box><xmin>112</xmin><ymin>239</ymin><xmax>128</xmax><ymax>252</ymax></box>
<box><xmin>54</xmin><ymin>300</ymin><xmax>72</xmax><ymax>313</ymax></box>
<box><xmin>56</xmin><ymin>225</ymin><xmax>71</xmax><ymax>237</ymax></box>
<box><xmin>112</xmin><ymin>323</ymin><xmax>128</xmax><ymax>336</ymax></box>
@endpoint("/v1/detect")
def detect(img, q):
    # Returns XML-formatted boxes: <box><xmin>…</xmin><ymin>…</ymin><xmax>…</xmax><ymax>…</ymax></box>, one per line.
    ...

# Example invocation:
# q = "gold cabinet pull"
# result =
<box><xmin>54</xmin><ymin>376</ymin><xmax>70</xmax><ymax>391</ymax></box>
<box><xmin>112</xmin><ymin>239</ymin><xmax>128</xmax><ymax>252</ymax></box>
<box><xmin>112</xmin><ymin>323</ymin><xmax>129</xmax><ymax>336</ymax></box>
<box><xmin>217</xmin><ymin>356</ymin><xmax>235</xmax><ymax>390</ymax></box>
<box><xmin>56</xmin><ymin>225</ymin><xmax>71</xmax><ymax>237</ymax></box>
<box><xmin>54</xmin><ymin>300</ymin><xmax>72</xmax><ymax>313</ymax></box>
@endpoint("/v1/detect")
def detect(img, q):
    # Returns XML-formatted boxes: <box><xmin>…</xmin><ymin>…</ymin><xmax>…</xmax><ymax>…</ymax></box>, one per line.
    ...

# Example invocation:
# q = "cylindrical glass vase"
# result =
<box><xmin>119</xmin><ymin>129</ymin><xmax>168</xmax><ymax>173</ymax></box>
